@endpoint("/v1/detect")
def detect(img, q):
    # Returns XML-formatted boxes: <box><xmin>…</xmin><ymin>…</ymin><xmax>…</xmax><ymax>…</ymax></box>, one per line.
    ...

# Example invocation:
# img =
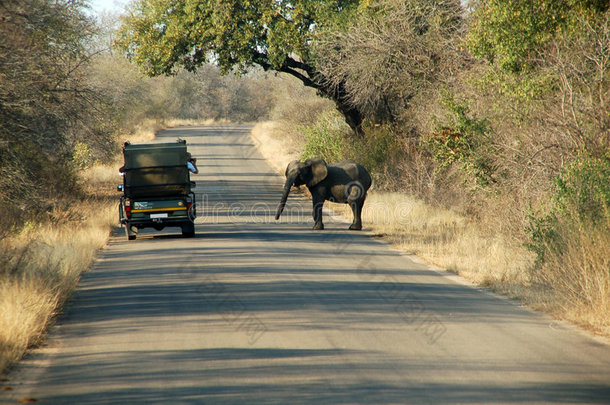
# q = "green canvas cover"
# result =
<box><xmin>123</xmin><ymin>141</ymin><xmax>191</xmax><ymax>197</ymax></box>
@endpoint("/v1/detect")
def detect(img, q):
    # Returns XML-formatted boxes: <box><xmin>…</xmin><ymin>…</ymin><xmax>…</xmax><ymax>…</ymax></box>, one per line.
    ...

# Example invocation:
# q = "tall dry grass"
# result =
<box><xmin>0</xmin><ymin>163</ymin><xmax>119</xmax><ymax>374</ymax></box>
<box><xmin>531</xmin><ymin>213</ymin><xmax>610</xmax><ymax>336</ymax></box>
<box><xmin>325</xmin><ymin>193</ymin><xmax>533</xmax><ymax>290</ymax></box>
<box><xmin>360</xmin><ymin>194</ymin><xmax>532</xmax><ymax>285</ymax></box>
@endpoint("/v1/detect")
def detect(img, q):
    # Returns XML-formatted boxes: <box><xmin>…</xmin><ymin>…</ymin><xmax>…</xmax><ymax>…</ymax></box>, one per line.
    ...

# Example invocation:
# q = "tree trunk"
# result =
<box><xmin>275</xmin><ymin>58</ymin><xmax>366</xmax><ymax>137</ymax></box>
<box><xmin>334</xmin><ymin>99</ymin><xmax>364</xmax><ymax>137</ymax></box>
<box><xmin>329</xmin><ymin>77</ymin><xmax>365</xmax><ymax>137</ymax></box>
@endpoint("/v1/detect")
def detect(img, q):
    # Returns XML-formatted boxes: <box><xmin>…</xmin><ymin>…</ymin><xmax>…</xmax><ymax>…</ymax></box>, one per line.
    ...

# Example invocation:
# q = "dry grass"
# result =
<box><xmin>0</xmin><ymin>163</ymin><xmax>118</xmax><ymax>374</ymax></box>
<box><xmin>531</xmin><ymin>215</ymin><xmax>610</xmax><ymax>336</ymax></box>
<box><xmin>329</xmin><ymin>193</ymin><xmax>533</xmax><ymax>288</ymax></box>
<box><xmin>252</xmin><ymin>121</ymin><xmax>304</xmax><ymax>173</ymax></box>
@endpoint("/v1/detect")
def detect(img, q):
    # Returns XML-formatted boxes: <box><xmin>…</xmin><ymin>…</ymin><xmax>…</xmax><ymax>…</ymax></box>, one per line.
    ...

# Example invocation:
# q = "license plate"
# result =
<box><xmin>150</xmin><ymin>213</ymin><xmax>168</xmax><ymax>219</ymax></box>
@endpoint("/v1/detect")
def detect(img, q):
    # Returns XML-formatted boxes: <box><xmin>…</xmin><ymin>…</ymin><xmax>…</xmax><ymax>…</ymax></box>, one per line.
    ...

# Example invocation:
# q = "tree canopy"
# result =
<box><xmin>117</xmin><ymin>0</ymin><xmax>366</xmax><ymax>134</ymax></box>
<box><xmin>467</xmin><ymin>0</ymin><xmax>609</xmax><ymax>73</ymax></box>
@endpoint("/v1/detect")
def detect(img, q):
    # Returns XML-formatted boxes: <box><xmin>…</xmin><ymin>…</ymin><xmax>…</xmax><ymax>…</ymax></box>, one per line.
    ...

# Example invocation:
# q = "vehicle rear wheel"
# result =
<box><xmin>181</xmin><ymin>222</ymin><xmax>195</xmax><ymax>238</ymax></box>
<box><xmin>126</xmin><ymin>224</ymin><xmax>137</xmax><ymax>240</ymax></box>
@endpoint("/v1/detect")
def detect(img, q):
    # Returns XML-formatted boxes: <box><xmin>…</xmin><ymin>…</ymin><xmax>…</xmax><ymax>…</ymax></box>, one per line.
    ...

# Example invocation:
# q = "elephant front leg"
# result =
<box><xmin>312</xmin><ymin>199</ymin><xmax>324</xmax><ymax>230</ymax></box>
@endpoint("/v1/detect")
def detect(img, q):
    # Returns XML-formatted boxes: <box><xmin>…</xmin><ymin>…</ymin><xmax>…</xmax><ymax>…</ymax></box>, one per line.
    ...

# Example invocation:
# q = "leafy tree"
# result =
<box><xmin>467</xmin><ymin>0</ymin><xmax>609</xmax><ymax>73</ymax></box>
<box><xmin>116</xmin><ymin>0</ymin><xmax>366</xmax><ymax>135</ymax></box>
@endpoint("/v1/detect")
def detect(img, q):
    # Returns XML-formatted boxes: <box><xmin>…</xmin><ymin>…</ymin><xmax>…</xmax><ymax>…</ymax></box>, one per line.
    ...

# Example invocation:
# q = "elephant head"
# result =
<box><xmin>275</xmin><ymin>158</ymin><xmax>328</xmax><ymax>220</ymax></box>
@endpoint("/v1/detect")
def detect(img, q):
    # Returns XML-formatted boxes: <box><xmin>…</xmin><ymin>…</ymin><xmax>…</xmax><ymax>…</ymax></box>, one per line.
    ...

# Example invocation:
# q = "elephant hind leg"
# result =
<box><xmin>349</xmin><ymin>201</ymin><xmax>363</xmax><ymax>230</ymax></box>
<box><xmin>347</xmin><ymin>187</ymin><xmax>365</xmax><ymax>230</ymax></box>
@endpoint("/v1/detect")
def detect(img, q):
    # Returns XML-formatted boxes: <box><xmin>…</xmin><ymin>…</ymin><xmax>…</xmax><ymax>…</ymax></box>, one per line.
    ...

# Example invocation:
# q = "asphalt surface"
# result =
<box><xmin>2</xmin><ymin>125</ymin><xmax>610</xmax><ymax>404</ymax></box>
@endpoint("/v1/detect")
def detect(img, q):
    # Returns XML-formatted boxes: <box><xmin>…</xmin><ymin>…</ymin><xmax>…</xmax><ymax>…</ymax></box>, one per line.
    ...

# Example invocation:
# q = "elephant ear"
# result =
<box><xmin>305</xmin><ymin>158</ymin><xmax>328</xmax><ymax>187</ymax></box>
<box><xmin>285</xmin><ymin>160</ymin><xmax>300</xmax><ymax>177</ymax></box>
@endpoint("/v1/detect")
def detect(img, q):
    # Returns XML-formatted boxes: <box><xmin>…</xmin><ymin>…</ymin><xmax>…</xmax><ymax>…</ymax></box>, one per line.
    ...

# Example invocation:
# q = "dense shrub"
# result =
<box><xmin>527</xmin><ymin>154</ymin><xmax>610</xmax><ymax>265</ymax></box>
<box><xmin>301</xmin><ymin>110</ymin><xmax>350</xmax><ymax>163</ymax></box>
<box><xmin>300</xmin><ymin>111</ymin><xmax>402</xmax><ymax>184</ymax></box>
<box><xmin>0</xmin><ymin>0</ymin><xmax>103</xmax><ymax>236</ymax></box>
<box><xmin>526</xmin><ymin>154</ymin><xmax>610</xmax><ymax>329</ymax></box>
<box><xmin>425</xmin><ymin>93</ymin><xmax>497</xmax><ymax>189</ymax></box>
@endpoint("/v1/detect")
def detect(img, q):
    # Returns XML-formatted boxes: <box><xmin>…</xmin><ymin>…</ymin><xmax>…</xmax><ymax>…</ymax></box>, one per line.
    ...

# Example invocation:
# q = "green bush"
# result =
<box><xmin>554</xmin><ymin>154</ymin><xmax>610</xmax><ymax>225</ymax></box>
<box><xmin>72</xmin><ymin>142</ymin><xmax>95</xmax><ymax>170</ymax></box>
<box><xmin>347</xmin><ymin>123</ymin><xmax>402</xmax><ymax>178</ymax></box>
<box><xmin>301</xmin><ymin>110</ymin><xmax>350</xmax><ymax>163</ymax></box>
<box><xmin>526</xmin><ymin>154</ymin><xmax>610</xmax><ymax>326</ymax></box>
<box><xmin>300</xmin><ymin>111</ymin><xmax>402</xmax><ymax>181</ymax></box>
<box><xmin>425</xmin><ymin>93</ymin><xmax>496</xmax><ymax>188</ymax></box>
<box><xmin>527</xmin><ymin>153</ymin><xmax>610</xmax><ymax>266</ymax></box>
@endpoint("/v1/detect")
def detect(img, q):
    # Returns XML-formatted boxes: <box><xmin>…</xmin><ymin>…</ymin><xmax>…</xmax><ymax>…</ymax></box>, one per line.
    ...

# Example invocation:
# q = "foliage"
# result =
<box><xmin>0</xmin><ymin>0</ymin><xmax>104</xmax><ymax>234</ymax></box>
<box><xmin>301</xmin><ymin>110</ymin><xmax>350</xmax><ymax>163</ymax></box>
<box><xmin>527</xmin><ymin>154</ymin><xmax>610</xmax><ymax>266</ymax></box>
<box><xmin>117</xmin><ymin>0</ymin><xmax>366</xmax><ymax>134</ymax></box>
<box><xmin>89</xmin><ymin>53</ymin><xmax>277</xmax><ymax>125</ymax></box>
<box><xmin>525</xmin><ymin>155</ymin><xmax>610</xmax><ymax>330</ymax></box>
<box><xmin>425</xmin><ymin>93</ymin><xmax>496</xmax><ymax>188</ymax></box>
<box><xmin>554</xmin><ymin>154</ymin><xmax>610</xmax><ymax>224</ymax></box>
<box><xmin>467</xmin><ymin>0</ymin><xmax>609</xmax><ymax>73</ymax></box>
<box><xmin>466</xmin><ymin>0</ymin><xmax>610</xmax><ymax>109</ymax></box>
<box><xmin>350</xmin><ymin>123</ymin><xmax>402</xmax><ymax>177</ymax></box>
<box><xmin>118</xmin><ymin>0</ymin><xmax>353</xmax><ymax>75</ymax></box>
<box><xmin>72</xmin><ymin>142</ymin><xmax>96</xmax><ymax>170</ymax></box>
<box><xmin>300</xmin><ymin>111</ymin><xmax>401</xmax><ymax>180</ymax></box>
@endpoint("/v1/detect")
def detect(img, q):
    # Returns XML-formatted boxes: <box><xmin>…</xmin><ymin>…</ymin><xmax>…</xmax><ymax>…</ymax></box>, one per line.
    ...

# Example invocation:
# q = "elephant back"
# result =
<box><xmin>328</xmin><ymin>162</ymin><xmax>372</xmax><ymax>191</ymax></box>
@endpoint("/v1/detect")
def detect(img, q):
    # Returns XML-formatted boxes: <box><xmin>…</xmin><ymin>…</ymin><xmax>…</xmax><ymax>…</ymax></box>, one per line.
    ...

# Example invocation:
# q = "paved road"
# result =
<box><xmin>3</xmin><ymin>125</ymin><xmax>610</xmax><ymax>404</ymax></box>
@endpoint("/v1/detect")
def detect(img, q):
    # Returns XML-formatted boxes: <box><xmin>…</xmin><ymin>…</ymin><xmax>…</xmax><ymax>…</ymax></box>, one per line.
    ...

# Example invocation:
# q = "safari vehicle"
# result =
<box><xmin>118</xmin><ymin>140</ymin><xmax>196</xmax><ymax>240</ymax></box>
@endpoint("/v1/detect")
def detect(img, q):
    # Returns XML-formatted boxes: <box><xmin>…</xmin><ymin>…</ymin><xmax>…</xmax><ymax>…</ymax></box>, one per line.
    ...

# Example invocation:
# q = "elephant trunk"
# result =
<box><xmin>275</xmin><ymin>175</ymin><xmax>296</xmax><ymax>220</ymax></box>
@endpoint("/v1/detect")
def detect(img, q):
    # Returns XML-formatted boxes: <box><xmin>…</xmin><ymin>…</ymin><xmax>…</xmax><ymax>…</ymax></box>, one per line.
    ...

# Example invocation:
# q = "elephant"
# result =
<box><xmin>275</xmin><ymin>158</ymin><xmax>372</xmax><ymax>230</ymax></box>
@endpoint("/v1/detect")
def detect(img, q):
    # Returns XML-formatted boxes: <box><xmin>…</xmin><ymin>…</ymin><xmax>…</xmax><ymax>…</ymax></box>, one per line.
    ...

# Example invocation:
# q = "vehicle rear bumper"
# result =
<box><xmin>122</xmin><ymin>216</ymin><xmax>192</xmax><ymax>227</ymax></box>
